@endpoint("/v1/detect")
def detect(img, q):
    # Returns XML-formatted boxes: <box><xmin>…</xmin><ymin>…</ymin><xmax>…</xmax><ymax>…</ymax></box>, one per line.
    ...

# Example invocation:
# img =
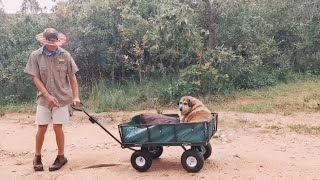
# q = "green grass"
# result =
<box><xmin>211</xmin><ymin>79</ymin><xmax>320</xmax><ymax>114</ymax></box>
<box><xmin>1</xmin><ymin>78</ymin><xmax>320</xmax><ymax>114</ymax></box>
<box><xmin>288</xmin><ymin>124</ymin><xmax>320</xmax><ymax>135</ymax></box>
<box><xmin>0</xmin><ymin>102</ymin><xmax>36</xmax><ymax>115</ymax></box>
<box><xmin>74</xmin><ymin>77</ymin><xmax>320</xmax><ymax>114</ymax></box>
<box><xmin>85</xmin><ymin>79</ymin><xmax>174</xmax><ymax>113</ymax></box>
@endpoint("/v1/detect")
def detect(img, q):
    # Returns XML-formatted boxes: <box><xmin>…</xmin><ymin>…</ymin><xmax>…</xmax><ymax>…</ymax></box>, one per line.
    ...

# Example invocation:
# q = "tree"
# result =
<box><xmin>0</xmin><ymin>16</ymin><xmax>43</xmax><ymax>103</ymax></box>
<box><xmin>0</xmin><ymin>5</ymin><xmax>8</xmax><ymax>73</ymax></box>
<box><xmin>146</xmin><ymin>0</ymin><xmax>204</xmax><ymax>75</ymax></box>
<box><xmin>205</xmin><ymin>0</ymin><xmax>218</xmax><ymax>49</ymax></box>
<box><xmin>20</xmin><ymin>0</ymin><xmax>42</xmax><ymax>14</ymax></box>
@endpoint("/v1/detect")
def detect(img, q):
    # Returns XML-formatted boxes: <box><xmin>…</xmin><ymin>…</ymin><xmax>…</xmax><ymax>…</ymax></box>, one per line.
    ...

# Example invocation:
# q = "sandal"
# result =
<box><xmin>49</xmin><ymin>155</ymin><xmax>68</xmax><ymax>171</ymax></box>
<box><xmin>33</xmin><ymin>155</ymin><xmax>44</xmax><ymax>171</ymax></box>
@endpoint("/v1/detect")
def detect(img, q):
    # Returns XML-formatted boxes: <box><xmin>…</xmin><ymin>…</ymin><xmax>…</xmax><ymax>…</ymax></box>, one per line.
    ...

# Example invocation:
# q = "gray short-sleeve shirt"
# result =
<box><xmin>24</xmin><ymin>46</ymin><xmax>79</xmax><ymax>108</ymax></box>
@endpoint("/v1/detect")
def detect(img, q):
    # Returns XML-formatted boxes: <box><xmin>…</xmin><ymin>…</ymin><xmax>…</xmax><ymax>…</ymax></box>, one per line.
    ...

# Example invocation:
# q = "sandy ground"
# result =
<box><xmin>0</xmin><ymin>109</ymin><xmax>320</xmax><ymax>180</ymax></box>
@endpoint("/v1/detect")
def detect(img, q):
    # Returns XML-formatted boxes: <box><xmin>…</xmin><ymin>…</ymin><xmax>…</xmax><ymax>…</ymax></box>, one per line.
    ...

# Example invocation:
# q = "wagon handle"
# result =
<box><xmin>71</xmin><ymin>102</ymin><xmax>84</xmax><ymax>111</ymax></box>
<box><xmin>71</xmin><ymin>102</ymin><xmax>97</xmax><ymax>124</ymax></box>
<box><xmin>71</xmin><ymin>103</ymin><xmax>129</xmax><ymax>149</ymax></box>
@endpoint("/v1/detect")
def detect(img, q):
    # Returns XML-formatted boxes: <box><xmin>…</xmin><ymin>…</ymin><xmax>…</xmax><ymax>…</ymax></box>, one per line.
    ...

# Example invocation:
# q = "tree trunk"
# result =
<box><xmin>206</xmin><ymin>0</ymin><xmax>218</xmax><ymax>49</ymax></box>
<box><xmin>139</xmin><ymin>57</ymin><xmax>143</xmax><ymax>87</ymax></box>
<box><xmin>111</xmin><ymin>61</ymin><xmax>115</xmax><ymax>85</ymax></box>
<box><xmin>121</xmin><ymin>59</ymin><xmax>125</xmax><ymax>81</ymax></box>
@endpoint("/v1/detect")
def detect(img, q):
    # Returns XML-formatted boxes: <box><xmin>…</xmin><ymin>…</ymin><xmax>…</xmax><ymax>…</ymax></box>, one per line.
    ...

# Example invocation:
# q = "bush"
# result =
<box><xmin>170</xmin><ymin>63</ymin><xmax>230</xmax><ymax>98</ymax></box>
<box><xmin>233</xmin><ymin>69</ymin><xmax>278</xmax><ymax>90</ymax></box>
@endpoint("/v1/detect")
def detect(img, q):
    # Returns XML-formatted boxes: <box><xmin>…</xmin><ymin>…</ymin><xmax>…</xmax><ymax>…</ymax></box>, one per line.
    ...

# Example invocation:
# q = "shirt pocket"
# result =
<box><xmin>56</xmin><ymin>65</ymin><xmax>68</xmax><ymax>88</ymax></box>
<box><xmin>39</xmin><ymin>66</ymin><xmax>48</xmax><ymax>83</ymax></box>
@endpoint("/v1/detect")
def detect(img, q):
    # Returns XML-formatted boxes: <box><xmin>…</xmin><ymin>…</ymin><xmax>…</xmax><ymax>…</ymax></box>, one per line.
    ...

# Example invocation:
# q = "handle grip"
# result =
<box><xmin>71</xmin><ymin>102</ymin><xmax>84</xmax><ymax>111</ymax></box>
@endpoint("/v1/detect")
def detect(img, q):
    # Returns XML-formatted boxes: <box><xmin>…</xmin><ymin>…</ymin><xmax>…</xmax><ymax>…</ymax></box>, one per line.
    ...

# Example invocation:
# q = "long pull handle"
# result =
<box><xmin>71</xmin><ymin>103</ymin><xmax>136</xmax><ymax>151</ymax></box>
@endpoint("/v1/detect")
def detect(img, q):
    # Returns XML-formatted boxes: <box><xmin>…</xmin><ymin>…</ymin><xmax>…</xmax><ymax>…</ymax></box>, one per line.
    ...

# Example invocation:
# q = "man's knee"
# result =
<box><xmin>37</xmin><ymin>125</ymin><xmax>48</xmax><ymax>135</ymax></box>
<box><xmin>53</xmin><ymin>124</ymin><xmax>63</xmax><ymax>132</ymax></box>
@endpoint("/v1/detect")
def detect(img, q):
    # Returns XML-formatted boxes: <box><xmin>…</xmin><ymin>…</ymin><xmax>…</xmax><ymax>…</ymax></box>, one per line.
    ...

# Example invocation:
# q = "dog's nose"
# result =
<box><xmin>179</xmin><ymin>107</ymin><xmax>182</xmax><ymax>111</ymax></box>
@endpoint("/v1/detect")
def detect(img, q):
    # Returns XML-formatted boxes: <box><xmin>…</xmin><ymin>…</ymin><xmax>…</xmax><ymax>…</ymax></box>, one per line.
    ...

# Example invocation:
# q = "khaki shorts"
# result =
<box><xmin>36</xmin><ymin>105</ymin><xmax>69</xmax><ymax>125</ymax></box>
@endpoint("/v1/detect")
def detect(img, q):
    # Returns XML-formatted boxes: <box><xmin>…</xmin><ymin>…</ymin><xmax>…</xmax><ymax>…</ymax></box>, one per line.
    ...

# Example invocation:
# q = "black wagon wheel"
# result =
<box><xmin>193</xmin><ymin>143</ymin><xmax>212</xmax><ymax>160</ymax></box>
<box><xmin>202</xmin><ymin>143</ymin><xmax>212</xmax><ymax>160</ymax></box>
<box><xmin>181</xmin><ymin>149</ymin><xmax>204</xmax><ymax>173</ymax></box>
<box><xmin>142</xmin><ymin>146</ymin><xmax>163</xmax><ymax>159</ymax></box>
<box><xmin>130</xmin><ymin>150</ymin><xmax>153</xmax><ymax>172</ymax></box>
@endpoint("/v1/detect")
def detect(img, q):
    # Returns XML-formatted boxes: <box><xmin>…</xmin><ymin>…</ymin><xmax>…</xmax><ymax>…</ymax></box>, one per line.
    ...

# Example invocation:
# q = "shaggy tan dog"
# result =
<box><xmin>178</xmin><ymin>96</ymin><xmax>212</xmax><ymax>123</ymax></box>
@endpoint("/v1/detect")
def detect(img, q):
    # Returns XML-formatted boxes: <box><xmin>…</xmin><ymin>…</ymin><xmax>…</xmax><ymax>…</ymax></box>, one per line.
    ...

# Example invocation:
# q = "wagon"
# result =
<box><xmin>74</xmin><ymin>104</ymin><xmax>218</xmax><ymax>173</ymax></box>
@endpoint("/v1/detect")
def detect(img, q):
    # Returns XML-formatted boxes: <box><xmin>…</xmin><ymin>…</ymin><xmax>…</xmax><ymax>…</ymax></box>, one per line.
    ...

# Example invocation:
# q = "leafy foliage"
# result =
<box><xmin>0</xmin><ymin>15</ymin><xmax>43</xmax><ymax>104</ymax></box>
<box><xmin>0</xmin><ymin>0</ymin><xmax>319</xmax><ymax>110</ymax></box>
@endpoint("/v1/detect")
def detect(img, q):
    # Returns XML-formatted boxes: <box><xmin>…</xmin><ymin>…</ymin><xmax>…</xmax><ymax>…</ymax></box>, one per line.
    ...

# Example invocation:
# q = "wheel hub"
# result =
<box><xmin>186</xmin><ymin>156</ymin><xmax>197</xmax><ymax>167</ymax></box>
<box><xmin>199</xmin><ymin>146</ymin><xmax>206</xmax><ymax>155</ymax></box>
<box><xmin>149</xmin><ymin>147</ymin><xmax>157</xmax><ymax>154</ymax></box>
<box><xmin>136</xmin><ymin>156</ymin><xmax>146</xmax><ymax>166</ymax></box>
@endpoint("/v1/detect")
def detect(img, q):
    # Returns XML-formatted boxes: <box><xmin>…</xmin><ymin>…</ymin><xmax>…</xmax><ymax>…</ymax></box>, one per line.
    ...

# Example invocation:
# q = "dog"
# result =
<box><xmin>178</xmin><ymin>96</ymin><xmax>212</xmax><ymax>123</ymax></box>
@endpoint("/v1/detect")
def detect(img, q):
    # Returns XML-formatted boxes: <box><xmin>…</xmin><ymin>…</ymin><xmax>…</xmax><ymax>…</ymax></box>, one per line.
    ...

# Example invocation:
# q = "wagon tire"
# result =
<box><xmin>142</xmin><ymin>146</ymin><xmax>163</xmax><ymax>159</ymax></box>
<box><xmin>181</xmin><ymin>149</ymin><xmax>204</xmax><ymax>173</ymax></box>
<box><xmin>202</xmin><ymin>143</ymin><xmax>212</xmax><ymax>160</ymax></box>
<box><xmin>130</xmin><ymin>151</ymin><xmax>152</xmax><ymax>172</ymax></box>
<box><xmin>192</xmin><ymin>143</ymin><xmax>212</xmax><ymax>160</ymax></box>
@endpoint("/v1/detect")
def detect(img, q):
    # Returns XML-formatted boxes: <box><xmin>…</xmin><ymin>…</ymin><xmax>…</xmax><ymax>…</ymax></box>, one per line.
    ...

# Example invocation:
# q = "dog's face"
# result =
<box><xmin>179</xmin><ymin>96</ymin><xmax>194</xmax><ymax>115</ymax></box>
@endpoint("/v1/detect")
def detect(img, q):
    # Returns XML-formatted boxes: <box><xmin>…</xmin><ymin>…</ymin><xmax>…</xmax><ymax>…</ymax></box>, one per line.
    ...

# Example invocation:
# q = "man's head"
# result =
<box><xmin>36</xmin><ymin>28</ymin><xmax>66</xmax><ymax>51</ymax></box>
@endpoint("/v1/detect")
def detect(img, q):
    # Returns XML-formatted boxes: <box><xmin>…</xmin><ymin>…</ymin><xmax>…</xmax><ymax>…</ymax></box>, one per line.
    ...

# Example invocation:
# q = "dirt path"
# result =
<box><xmin>0</xmin><ymin>110</ymin><xmax>319</xmax><ymax>180</ymax></box>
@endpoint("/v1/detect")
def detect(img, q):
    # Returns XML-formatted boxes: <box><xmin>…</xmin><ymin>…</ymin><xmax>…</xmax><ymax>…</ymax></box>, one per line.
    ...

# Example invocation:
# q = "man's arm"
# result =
<box><xmin>32</xmin><ymin>76</ymin><xmax>60</xmax><ymax>108</ymax></box>
<box><xmin>68</xmin><ymin>73</ymin><xmax>81</xmax><ymax>107</ymax></box>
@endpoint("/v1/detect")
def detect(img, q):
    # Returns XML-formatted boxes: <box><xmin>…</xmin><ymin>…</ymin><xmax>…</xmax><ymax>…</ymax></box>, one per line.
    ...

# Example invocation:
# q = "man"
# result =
<box><xmin>24</xmin><ymin>28</ymin><xmax>81</xmax><ymax>171</ymax></box>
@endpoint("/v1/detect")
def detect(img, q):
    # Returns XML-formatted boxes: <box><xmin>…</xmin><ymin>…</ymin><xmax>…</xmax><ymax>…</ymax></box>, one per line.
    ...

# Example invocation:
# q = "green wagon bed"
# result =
<box><xmin>119</xmin><ymin>113</ymin><xmax>218</xmax><ymax>147</ymax></box>
<box><xmin>117</xmin><ymin>113</ymin><xmax>218</xmax><ymax>173</ymax></box>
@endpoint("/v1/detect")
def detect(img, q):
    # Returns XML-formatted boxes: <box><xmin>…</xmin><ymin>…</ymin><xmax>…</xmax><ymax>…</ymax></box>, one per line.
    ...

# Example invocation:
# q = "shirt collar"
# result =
<box><xmin>34</xmin><ymin>46</ymin><xmax>65</xmax><ymax>56</ymax></box>
<box><xmin>42</xmin><ymin>45</ymin><xmax>62</xmax><ymax>57</ymax></box>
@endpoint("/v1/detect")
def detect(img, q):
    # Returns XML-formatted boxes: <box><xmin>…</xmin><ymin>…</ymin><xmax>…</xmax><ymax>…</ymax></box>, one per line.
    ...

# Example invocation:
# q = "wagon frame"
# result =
<box><xmin>73</xmin><ymin>104</ymin><xmax>218</xmax><ymax>173</ymax></box>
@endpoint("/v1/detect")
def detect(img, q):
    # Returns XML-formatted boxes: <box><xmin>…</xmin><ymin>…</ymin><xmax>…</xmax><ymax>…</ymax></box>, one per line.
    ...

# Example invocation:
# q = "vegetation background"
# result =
<box><xmin>0</xmin><ymin>0</ymin><xmax>319</xmax><ymax>114</ymax></box>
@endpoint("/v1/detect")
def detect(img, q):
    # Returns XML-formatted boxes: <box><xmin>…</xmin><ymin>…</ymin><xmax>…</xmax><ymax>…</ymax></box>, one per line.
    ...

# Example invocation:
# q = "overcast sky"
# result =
<box><xmin>1</xmin><ymin>0</ymin><xmax>66</xmax><ymax>13</ymax></box>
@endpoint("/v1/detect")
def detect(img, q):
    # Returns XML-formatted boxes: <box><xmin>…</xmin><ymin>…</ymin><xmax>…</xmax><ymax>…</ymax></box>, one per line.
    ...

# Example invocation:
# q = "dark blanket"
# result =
<box><xmin>140</xmin><ymin>113</ymin><xmax>180</xmax><ymax>124</ymax></box>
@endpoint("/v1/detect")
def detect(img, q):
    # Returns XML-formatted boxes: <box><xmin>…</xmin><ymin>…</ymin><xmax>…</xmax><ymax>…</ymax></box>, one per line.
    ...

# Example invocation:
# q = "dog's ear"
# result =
<box><xmin>187</xmin><ymin>99</ymin><xmax>194</xmax><ymax>107</ymax></box>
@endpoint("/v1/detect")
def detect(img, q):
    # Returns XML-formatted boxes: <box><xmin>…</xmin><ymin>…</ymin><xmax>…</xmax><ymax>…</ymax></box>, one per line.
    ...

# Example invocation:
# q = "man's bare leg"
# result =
<box><xmin>49</xmin><ymin>124</ymin><xmax>68</xmax><ymax>171</ymax></box>
<box><xmin>36</xmin><ymin>125</ymin><xmax>48</xmax><ymax>155</ymax></box>
<box><xmin>53</xmin><ymin>124</ymin><xmax>64</xmax><ymax>155</ymax></box>
<box><xmin>34</xmin><ymin>125</ymin><xmax>47</xmax><ymax>171</ymax></box>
